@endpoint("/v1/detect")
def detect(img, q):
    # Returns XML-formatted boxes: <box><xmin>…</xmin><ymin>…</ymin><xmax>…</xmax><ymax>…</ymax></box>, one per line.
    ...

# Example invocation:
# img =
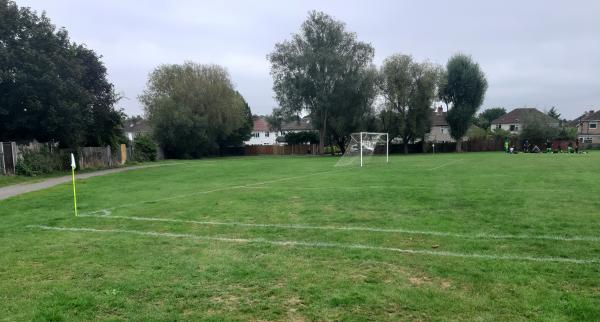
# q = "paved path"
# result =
<box><xmin>0</xmin><ymin>164</ymin><xmax>172</xmax><ymax>201</ymax></box>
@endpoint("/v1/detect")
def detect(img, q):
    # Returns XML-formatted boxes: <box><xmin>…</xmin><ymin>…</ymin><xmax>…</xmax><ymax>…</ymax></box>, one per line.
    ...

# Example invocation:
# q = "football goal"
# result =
<box><xmin>335</xmin><ymin>132</ymin><xmax>389</xmax><ymax>167</ymax></box>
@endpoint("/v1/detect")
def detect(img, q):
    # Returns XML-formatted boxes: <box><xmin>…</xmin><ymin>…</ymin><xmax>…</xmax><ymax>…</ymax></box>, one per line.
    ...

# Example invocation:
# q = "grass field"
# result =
<box><xmin>1</xmin><ymin>152</ymin><xmax>599</xmax><ymax>321</ymax></box>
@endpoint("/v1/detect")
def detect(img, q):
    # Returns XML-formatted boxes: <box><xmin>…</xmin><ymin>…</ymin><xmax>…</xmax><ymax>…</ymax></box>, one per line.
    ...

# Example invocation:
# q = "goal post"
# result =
<box><xmin>335</xmin><ymin>132</ymin><xmax>389</xmax><ymax>167</ymax></box>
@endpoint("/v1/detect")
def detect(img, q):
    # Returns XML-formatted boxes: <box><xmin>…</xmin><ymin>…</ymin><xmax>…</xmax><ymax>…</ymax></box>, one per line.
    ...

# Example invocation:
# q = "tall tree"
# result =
<box><xmin>268</xmin><ymin>11</ymin><xmax>375</xmax><ymax>154</ymax></box>
<box><xmin>476</xmin><ymin>107</ymin><xmax>506</xmax><ymax>129</ymax></box>
<box><xmin>139</xmin><ymin>62</ymin><xmax>251</xmax><ymax>158</ymax></box>
<box><xmin>0</xmin><ymin>0</ymin><xmax>124</xmax><ymax>148</ymax></box>
<box><xmin>439</xmin><ymin>54</ymin><xmax>488</xmax><ymax>151</ymax></box>
<box><xmin>327</xmin><ymin>65</ymin><xmax>378</xmax><ymax>153</ymax></box>
<box><xmin>547</xmin><ymin>106</ymin><xmax>561</xmax><ymax>120</ymax></box>
<box><xmin>378</xmin><ymin>54</ymin><xmax>439</xmax><ymax>154</ymax></box>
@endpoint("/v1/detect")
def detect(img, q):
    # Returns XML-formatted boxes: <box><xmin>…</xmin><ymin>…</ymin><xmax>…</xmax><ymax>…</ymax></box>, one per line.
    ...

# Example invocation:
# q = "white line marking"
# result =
<box><xmin>427</xmin><ymin>159</ymin><xmax>462</xmax><ymax>170</ymax></box>
<box><xmin>78</xmin><ymin>214</ymin><xmax>600</xmax><ymax>242</ymax></box>
<box><xmin>81</xmin><ymin>168</ymin><xmax>350</xmax><ymax>216</ymax></box>
<box><xmin>27</xmin><ymin>225</ymin><xmax>598</xmax><ymax>264</ymax></box>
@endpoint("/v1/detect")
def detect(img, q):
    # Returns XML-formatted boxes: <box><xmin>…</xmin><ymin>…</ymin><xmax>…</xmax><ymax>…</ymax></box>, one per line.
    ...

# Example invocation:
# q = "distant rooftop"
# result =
<box><xmin>491</xmin><ymin>108</ymin><xmax>555</xmax><ymax>124</ymax></box>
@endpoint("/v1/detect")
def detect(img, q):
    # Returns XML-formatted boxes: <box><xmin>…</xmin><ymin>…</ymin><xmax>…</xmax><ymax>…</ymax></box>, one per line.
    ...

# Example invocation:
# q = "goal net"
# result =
<box><xmin>335</xmin><ymin>132</ymin><xmax>389</xmax><ymax>167</ymax></box>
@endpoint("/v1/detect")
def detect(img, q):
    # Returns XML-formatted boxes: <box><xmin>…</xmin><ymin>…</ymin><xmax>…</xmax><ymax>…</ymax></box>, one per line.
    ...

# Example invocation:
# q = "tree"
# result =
<box><xmin>476</xmin><ymin>107</ymin><xmax>506</xmax><ymax>129</ymax></box>
<box><xmin>378</xmin><ymin>54</ymin><xmax>439</xmax><ymax>154</ymax></box>
<box><xmin>139</xmin><ymin>62</ymin><xmax>251</xmax><ymax>158</ymax></box>
<box><xmin>327</xmin><ymin>65</ymin><xmax>378</xmax><ymax>153</ymax></box>
<box><xmin>439</xmin><ymin>54</ymin><xmax>488</xmax><ymax>151</ymax></box>
<box><xmin>547</xmin><ymin>106</ymin><xmax>561</xmax><ymax>120</ymax></box>
<box><xmin>519</xmin><ymin>113</ymin><xmax>559</xmax><ymax>145</ymax></box>
<box><xmin>268</xmin><ymin>11</ymin><xmax>375</xmax><ymax>154</ymax></box>
<box><xmin>0</xmin><ymin>0</ymin><xmax>125</xmax><ymax>148</ymax></box>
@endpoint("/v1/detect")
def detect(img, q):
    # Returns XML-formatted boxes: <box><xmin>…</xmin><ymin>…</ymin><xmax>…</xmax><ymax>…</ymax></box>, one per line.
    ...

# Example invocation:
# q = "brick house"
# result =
<box><xmin>245</xmin><ymin>116</ymin><xmax>315</xmax><ymax>146</ymax></box>
<box><xmin>574</xmin><ymin>110</ymin><xmax>600</xmax><ymax>144</ymax></box>
<box><xmin>490</xmin><ymin>108</ymin><xmax>558</xmax><ymax>134</ymax></box>
<box><xmin>426</xmin><ymin>106</ymin><xmax>453</xmax><ymax>143</ymax></box>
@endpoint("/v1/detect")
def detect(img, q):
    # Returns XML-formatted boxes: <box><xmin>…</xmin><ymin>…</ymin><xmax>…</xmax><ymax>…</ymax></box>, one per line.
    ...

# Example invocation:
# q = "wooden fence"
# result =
<box><xmin>245</xmin><ymin>144</ymin><xmax>319</xmax><ymax>156</ymax></box>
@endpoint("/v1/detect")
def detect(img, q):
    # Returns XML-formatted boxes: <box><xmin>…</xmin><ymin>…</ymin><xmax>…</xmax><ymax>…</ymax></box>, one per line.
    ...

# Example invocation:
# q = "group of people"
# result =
<box><xmin>504</xmin><ymin>138</ymin><xmax>580</xmax><ymax>154</ymax></box>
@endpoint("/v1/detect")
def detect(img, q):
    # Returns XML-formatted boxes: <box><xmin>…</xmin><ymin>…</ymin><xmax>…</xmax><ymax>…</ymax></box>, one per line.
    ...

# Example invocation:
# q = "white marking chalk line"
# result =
<box><xmin>79</xmin><ymin>213</ymin><xmax>600</xmax><ymax>242</ymax></box>
<box><xmin>82</xmin><ymin>167</ymin><xmax>351</xmax><ymax>216</ymax></box>
<box><xmin>27</xmin><ymin>225</ymin><xmax>598</xmax><ymax>264</ymax></box>
<box><xmin>427</xmin><ymin>159</ymin><xmax>463</xmax><ymax>170</ymax></box>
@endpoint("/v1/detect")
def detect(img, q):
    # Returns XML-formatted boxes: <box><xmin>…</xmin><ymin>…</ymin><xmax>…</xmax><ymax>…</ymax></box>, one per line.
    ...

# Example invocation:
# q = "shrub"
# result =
<box><xmin>284</xmin><ymin>131</ymin><xmax>319</xmax><ymax>145</ymax></box>
<box><xmin>133</xmin><ymin>135</ymin><xmax>158</xmax><ymax>162</ymax></box>
<box><xmin>15</xmin><ymin>148</ymin><xmax>63</xmax><ymax>176</ymax></box>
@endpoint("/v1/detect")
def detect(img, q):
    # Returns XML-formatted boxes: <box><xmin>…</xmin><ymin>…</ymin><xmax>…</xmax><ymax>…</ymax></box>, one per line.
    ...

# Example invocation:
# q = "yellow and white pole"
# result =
<box><xmin>71</xmin><ymin>153</ymin><xmax>78</xmax><ymax>217</ymax></box>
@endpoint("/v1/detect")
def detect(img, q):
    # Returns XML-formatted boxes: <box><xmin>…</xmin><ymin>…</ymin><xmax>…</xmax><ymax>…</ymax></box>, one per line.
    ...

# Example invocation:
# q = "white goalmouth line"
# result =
<box><xmin>79</xmin><ymin>213</ymin><xmax>600</xmax><ymax>242</ymax></box>
<box><xmin>27</xmin><ymin>225</ymin><xmax>598</xmax><ymax>264</ymax></box>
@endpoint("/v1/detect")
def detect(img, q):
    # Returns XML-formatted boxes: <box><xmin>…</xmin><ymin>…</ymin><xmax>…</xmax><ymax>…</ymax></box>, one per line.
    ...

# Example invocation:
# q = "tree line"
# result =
<box><xmin>268</xmin><ymin>11</ymin><xmax>488</xmax><ymax>153</ymax></box>
<box><xmin>0</xmin><ymin>0</ymin><xmax>124</xmax><ymax>149</ymax></box>
<box><xmin>3</xmin><ymin>2</ymin><xmax>570</xmax><ymax>159</ymax></box>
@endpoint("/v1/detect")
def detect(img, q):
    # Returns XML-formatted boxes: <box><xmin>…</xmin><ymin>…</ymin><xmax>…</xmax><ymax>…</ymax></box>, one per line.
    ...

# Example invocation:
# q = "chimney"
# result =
<box><xmin>436</xmin><ymin>106</ymin><xmax>443</xmax><ymax>115</ymax></box>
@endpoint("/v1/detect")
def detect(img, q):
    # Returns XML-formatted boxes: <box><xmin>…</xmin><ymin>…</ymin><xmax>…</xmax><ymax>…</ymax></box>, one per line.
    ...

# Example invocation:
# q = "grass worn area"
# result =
<box><xmin>0</xmin><ymin>161</ymin><xmax>177</xmax><ymax>188</ymax></box>
<box><xmin>0</xmin><ymin>153</ymin><xmax>599</xmax><ymax>321</ymax></box>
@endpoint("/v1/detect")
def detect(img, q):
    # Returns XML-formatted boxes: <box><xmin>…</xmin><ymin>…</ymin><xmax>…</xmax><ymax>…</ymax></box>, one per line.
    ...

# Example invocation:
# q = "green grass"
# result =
<box><xmin>1</xmin><ymin>153</ymin><xmax>599</xmax><ymax>321</ymax></box>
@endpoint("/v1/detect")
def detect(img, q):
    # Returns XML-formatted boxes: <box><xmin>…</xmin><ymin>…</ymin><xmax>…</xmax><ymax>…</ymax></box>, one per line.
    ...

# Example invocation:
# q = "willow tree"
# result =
<box><xmin>268</xmin><ymin>11</ymin><xmax>375</xmax><ymax>154</ymax></box>
<box><xmin>378</xmin><ymin>54</ymin><xmax>439</xmax><ymax>154</ymax></box>
<box><xmin>139</xmin><ymin>62</ymin><xmax>251</xmax><ymax>158</ymax></box>
<box><xmin>439</xmin><ymin>54</ymin><xmax>488</xmax><ymax>151</ymax></box>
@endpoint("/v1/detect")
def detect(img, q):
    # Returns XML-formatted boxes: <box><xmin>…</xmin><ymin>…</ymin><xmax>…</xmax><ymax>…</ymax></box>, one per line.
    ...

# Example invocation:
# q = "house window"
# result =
<box><xmin>510</xmin><ymin>124</ymin><xmax>519</xmax><ymax>131</ymax></box>
<box><xmin>265</xmin><ymin>132</ymin><xmax>270</xmax><ymax>137</ymax></box>
<box><xmin>253</xmin><ymin>132</ymin><xmax>260</xmax><ymax>138</ymax></box>
<box><xmin>590</xmin><ymin>122</ymin><xmax>597</xmax><ymax>129</ymax></box>
<box><xmin>495</xmin><ymin>124</ymin><xmax>501</xmax><ymax>129</ymax></box>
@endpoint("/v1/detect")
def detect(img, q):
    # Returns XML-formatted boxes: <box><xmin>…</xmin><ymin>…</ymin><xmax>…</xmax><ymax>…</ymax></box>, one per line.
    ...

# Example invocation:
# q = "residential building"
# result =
<box><xmin>490</xmin><ymin>108</ymin><xmax>557</xmax><ymax>134</ymax></box>
<box><xmin>246</xmin><ymin>117</ymin><xmax>278</xmax><ymax>145</ymax></box>
<box><xmin>124</xmin><ymin>118</ymin><xmax>151</xmax><ymax>141</ymax></box>
<box><xmin>426</xmin><ymin>106</ymin><xmax>453</xmax><ymax>143</ymax></box>
<box><xmin>574</xmin><ymin>110</ymin><xmax>600</xmax><ymax>144</ymax></box>
<box><xmin>245</xmin><ymin>116</ymin><xmax>316</xmax><ymax>146</ymax></box>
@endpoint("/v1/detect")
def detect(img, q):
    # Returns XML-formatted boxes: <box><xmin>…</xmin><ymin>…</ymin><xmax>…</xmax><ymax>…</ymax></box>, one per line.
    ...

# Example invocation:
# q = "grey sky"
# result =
<box><xmin>17</xmin><ymin>0</ymin><xmax>600</xmax><ymax>119</ymax></box>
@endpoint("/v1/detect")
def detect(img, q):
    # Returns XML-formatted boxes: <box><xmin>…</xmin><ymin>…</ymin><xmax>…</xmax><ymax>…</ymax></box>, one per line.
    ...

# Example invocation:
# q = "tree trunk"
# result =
<box><xmin>319</xmin><ymin>115</ymin><xmax>327</xmax><ymax>155</ymax></box>
<box><xmin>403</xmin><ymin>141</ymin><xmax>408</xmax><ymax>154</ymax></box>
<box><xmin>319</xmin><ymin>129</ymin><xmax>325</xmax><ymax>155</ymax></box>
<box><xmin>456</xmin><ymin>139</ymin><xmax>462</xmax><ymax>152</ymax></box>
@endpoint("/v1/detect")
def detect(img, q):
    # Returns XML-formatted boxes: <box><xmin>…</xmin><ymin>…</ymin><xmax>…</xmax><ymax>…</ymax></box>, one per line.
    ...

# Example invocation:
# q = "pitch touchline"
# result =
<box><xmin>82</xmin><ymin>167</ymin><xmax>351</xmax><ymax>216</ymax></box>
<box><xmin>27</xmin><ymin>225</ymin><xmax>597</xmax><ymax>264</ymax></box>
<box><xmin>78</xmin><ymin>213</ymin><xmax>600</xmax><ymax>242</ymax></box>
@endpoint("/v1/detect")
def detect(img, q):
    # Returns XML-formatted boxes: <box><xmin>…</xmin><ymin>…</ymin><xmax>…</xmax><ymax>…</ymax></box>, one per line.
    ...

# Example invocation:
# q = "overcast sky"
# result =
<box><xmin>17</xmin><ymin>0</ymin><xmax>600</xmax><ymax>119</ymax></box>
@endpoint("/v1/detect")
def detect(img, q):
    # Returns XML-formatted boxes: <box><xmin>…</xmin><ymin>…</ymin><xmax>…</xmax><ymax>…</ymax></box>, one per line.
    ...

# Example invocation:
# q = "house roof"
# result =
<box><xmin>491</xmin><ymin>108</ymin><xmax>555</xmax><ymax>124</ymax></box>
<box><xmin>252</xmin><ymin>117</ymin><xmax>270</xmax><ymax>132</ymax></box>
<box><xmin>431</xmin><ymin>109</ymin><xmax>448</xmax><ymax>126</ymax></box>
<box><xmin>281</xmin><ymin>118</ymin><xmax>313</xmax><ymax>131</ymax></box>
<box><xmin>123</xmin><ymin>118</ymin><xmax>150</xmax><ymax>133</ymax></box>
<box><xmin>581</xmin><ymin>110</ymin><xmax>600</xmax><ymax>121</ymax></box>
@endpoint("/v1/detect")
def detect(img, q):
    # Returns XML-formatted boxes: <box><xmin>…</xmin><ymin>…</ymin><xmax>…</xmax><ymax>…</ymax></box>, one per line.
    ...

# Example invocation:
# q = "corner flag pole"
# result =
<box><xmin>71</xmin><ymin>153</ymin><xmax>78</xmax><ymax>217</ymax></box>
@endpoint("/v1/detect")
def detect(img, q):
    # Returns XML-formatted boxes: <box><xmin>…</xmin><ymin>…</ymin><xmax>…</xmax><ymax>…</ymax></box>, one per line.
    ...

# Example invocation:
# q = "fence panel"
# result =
<box><xmin>245</xmin><ymin>144</ymin><xmax>318</xmax><ymax>156</ymax></box>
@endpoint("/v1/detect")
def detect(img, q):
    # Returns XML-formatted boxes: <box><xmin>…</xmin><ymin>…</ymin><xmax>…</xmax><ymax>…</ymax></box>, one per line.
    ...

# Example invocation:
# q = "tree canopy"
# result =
<box><xmin>439</xmin><ymin>54</ymin><xmax>488</xmax><ymax>151</ymax></box>
<box><xmin>476</xmin><ymin>107</ymin><xmax>506</xmax><ymax>129</ymax></box>
<box><xmin>0</xmin><ymin>0</ymin><xmax>124</xmax><ymax>148</ymax></box>
<box><xmin>139</xmin><ymin>62</ymin><xmax>252</xmax><ymax>158</ymax></box>
<box><xmin>268</xmin><ymin>11</ymin><xmax>375</xmax><ymax>154</ymax></box>
<box><xmin>378</xmin><ymin>54</ymin><xmax>439</xmax><ymax>153</ymax></box>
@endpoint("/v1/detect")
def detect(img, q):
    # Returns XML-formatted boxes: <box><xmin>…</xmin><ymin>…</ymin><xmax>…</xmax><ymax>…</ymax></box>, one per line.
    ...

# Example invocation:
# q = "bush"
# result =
<box><xmin>133</xmin><ymin>135</ymin><xmax>158</xmax><ymax>162</ymax></box>
<box><xmin>284</xmin><ymin>131</ymin><xmax>319</xmax><ymax>145</ymax></box>
<box><xmin>15</xmin><ymin>148</ymin><xmax>63</xmax><ymax>176</ymax></box>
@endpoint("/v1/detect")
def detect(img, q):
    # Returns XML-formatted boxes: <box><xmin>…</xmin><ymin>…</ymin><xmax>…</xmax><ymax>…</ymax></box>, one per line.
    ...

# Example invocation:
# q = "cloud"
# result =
<box><xmin>16</xmin><ymin>0</ymin><xmax>600</xmax><ymax>118</ymax></box>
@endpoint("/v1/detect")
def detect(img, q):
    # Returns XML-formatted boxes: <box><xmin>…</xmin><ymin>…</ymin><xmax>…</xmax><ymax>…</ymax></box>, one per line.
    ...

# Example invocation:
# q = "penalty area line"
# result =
<box><xmin>27</xmin><ymin>225</ymin><xmax>598</xmax><ymax>264</ymax></box>
<box><xmin>78</xmin><ymin>213</ymin><xmax>600</xmax><ymax>242</ymax></box>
